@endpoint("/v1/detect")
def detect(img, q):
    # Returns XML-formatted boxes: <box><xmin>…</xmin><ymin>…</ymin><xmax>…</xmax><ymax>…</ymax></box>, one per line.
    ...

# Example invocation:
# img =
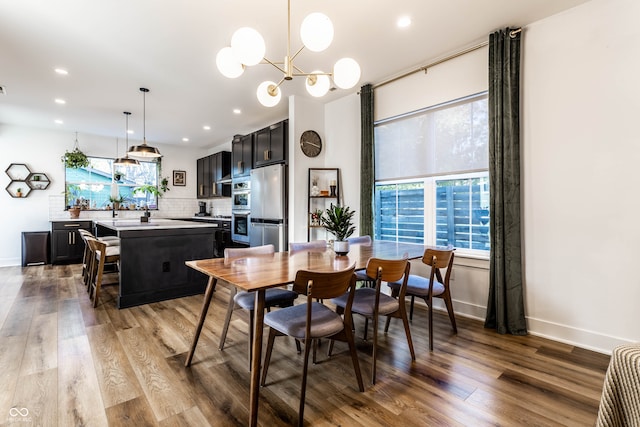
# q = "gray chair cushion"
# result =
<box><xmin>332</xmin><ymin>288</ymin><xmax>399</xmax><ymax>317</ymax></box>
<box><xmin>234</xmin><ymin>288</ymin><xmax>298</xmax><ymax>310</ymax></box>
<box><xmin>388</xmin><ymin>275</ymin><xmax>445</xmax><ymax>297</ymax></box>
<box><xmin>264</xmin><ymin>302</ymin><xmax>344</xmax><ymax>339</ymax></box>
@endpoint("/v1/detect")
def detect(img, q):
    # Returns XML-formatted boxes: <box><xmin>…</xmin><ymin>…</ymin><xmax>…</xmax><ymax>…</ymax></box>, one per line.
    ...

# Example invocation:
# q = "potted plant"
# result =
<box><xmin>109</xmin><ymin>195</ymin><xmax>124</xmax><ymax>210</ymax></box>
<box><xmin>61</xmin><ymin>147</ymin><xmax>89</xmax><ymax>169</ymax></box>
<box><xmin>321</xmin><ymin>203</ymin><xmax>356</xmax><ymax>255</ymax></box>
<box><xmin>134</xmin><ymin>184</ymin><xmax>160</xmax><ymax>220</ymax></box>
<box><xmin>16</xmin><ymin>188</ymin><xmax>23</xmax><ymax>198</ymax></box>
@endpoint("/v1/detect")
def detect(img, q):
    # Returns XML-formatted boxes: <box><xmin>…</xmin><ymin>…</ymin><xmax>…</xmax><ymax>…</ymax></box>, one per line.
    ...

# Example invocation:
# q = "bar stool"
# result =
<box><xmin>86</xmin><ymin>236</ymin><xmax>120</xmax><ymax>307</ymax></box>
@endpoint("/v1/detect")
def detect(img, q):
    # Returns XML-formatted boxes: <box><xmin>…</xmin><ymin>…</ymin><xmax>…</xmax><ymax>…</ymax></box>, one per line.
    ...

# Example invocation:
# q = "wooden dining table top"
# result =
<box><xmin>185</xmin><ymin>240</ymin><xmax>427</xmax><ymax>291</ymax></box>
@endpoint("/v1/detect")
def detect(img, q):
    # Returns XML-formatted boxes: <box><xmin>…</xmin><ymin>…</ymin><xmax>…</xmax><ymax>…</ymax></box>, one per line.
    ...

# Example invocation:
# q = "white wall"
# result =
<box><xmin>0</xmin><ymin>124</ymin><xmax>207</xmax><ymax>266</ymax></box>
<box><xmin>521</xmin><ymin>0</ymin><xmax>640</xmax><ymax>351</ymax></box>
<box><xmin>318</xmin><ymin>0</ymin><xmax>639</xmax><ymax>353</ymax></box>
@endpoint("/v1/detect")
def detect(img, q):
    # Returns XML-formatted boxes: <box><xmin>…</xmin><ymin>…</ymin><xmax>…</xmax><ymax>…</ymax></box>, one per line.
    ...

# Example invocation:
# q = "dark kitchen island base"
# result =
<box><xmin>95</xmin><ymin>219</ymin><xmax>216</xmax><ymax>309</ymax></box>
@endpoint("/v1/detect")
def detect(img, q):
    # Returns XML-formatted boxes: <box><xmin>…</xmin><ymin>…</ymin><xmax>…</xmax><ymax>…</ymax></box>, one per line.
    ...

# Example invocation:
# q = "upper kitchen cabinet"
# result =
<box><xmin>197</xmin><ymin>151</ymin><xmax>231</xmax><ymax>199</ymax></box>
<box><xmin>232</xmin><ymin>133</ymin><xmax>253</xmax><ymax>178</ymax></box>
<box><xmin>212</xmin><ymin>151</ymin><xmax>231</xmax><ymax>197</ymax></box>
<box><xmin>253</xmin><ymin>119</ymin><xmax>287</xmax><ymax>168</ymax></box>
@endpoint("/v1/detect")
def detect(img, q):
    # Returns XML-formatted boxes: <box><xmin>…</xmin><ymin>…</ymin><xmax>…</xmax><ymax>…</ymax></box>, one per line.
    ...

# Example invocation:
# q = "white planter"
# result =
<box><xmin>333</xmin><ymin>240</ymin><xmax>350</xmax><ymax>256</ymax></box>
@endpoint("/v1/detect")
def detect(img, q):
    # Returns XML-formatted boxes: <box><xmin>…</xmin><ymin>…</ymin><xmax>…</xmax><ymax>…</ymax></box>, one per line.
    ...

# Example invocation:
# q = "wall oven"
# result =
<box><xmin>232</xmin><ymin>177</ymin><xmax>250</xmax><ymax>211</ymax></box>
<box><xmin>231</xmin><ymin>210</ymin><xmax>250</xmax><ymax>244</ymax></box>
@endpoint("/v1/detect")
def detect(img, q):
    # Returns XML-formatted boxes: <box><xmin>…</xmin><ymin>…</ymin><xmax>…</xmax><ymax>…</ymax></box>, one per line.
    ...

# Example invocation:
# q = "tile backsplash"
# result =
<box><xmin>49</xmin><ymin>195</ymin><xmax>232</xmax><ymax>220</ymax></box>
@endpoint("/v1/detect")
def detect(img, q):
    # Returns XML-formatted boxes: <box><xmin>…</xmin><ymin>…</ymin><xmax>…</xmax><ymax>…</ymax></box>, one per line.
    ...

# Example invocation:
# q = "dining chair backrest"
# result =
<box><xmin>347</xmin><ymin>235</ymin><xmax>372</xmax><ymax>245</ymax></box>
<box><xmin>289</xmin><ymin>240</ymin><xmax>327</xmax><ymax>252</ymax></box>
<box><xmin>224</xmin><ymin>244</ymin><xmax>275</xmax><ymax>260</ymax></box>
<box><xmin>293</xmin><ymin>266</ymin><xmax>356</xmax><ymax>301</ymax></box>
<box><xmin>422</xmin><ymin>248</ymin><xmax>455</xmax><ymax>284</ymax></box>
<box><xmin>364</xmin><ymin>256</ymin><xmax>408</xmax><ymax>283</ymax></box>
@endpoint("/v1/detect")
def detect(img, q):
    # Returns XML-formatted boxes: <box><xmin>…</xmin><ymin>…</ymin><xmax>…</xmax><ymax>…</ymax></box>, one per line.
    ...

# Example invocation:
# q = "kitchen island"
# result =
<box><xmin>94</xmin><ymin>219</ymin><xmax>216</xmax><ymax>308</ymax></box>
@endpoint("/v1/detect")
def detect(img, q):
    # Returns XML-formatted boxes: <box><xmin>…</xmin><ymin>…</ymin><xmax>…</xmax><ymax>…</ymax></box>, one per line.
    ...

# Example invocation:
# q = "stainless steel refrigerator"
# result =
<box><xmin>250</xmin><ymin>164</ymin><xmax>287</xmax><ymax>251</ymax></box>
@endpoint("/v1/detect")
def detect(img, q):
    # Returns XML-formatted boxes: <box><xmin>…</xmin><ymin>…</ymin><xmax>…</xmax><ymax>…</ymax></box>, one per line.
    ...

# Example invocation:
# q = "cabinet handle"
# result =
<box><xmin>212</xmin><ymin>182</ymin><xmax>216</xmax><ymax>195</ymax></box>
<box><xmin>65</xmin><ymin>223</ymin><xmax>81</xmax><ymax>227</ymax></box>
<box><xmin>199</xmin><ymin>184</ymin><xmax>204</xmax><ymax>196</ymax></box>
<box><xmin>264</xmin><ymin>150</ymin><xmax>271</xmax><ymax>161</ymax></box>
<box><xmin>68</xmin><ymin>231</ymin><xmax>72</xmax><ymax>245</ymax></box>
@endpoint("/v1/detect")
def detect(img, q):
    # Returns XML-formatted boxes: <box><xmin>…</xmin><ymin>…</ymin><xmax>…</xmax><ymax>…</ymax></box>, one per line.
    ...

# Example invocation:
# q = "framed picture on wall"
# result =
<box><xmin>173</xmin><ymin>170</ymin><xmax>186</xmax><ymax>186</ymax></box>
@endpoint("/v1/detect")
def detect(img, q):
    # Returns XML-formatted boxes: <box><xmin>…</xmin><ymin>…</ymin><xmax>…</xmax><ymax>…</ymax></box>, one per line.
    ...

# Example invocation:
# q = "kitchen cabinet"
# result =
<box><xmin>253</xmin><ymin>119</ymin><xmax>287</xmax><ymax>168</ymax></box>
<box><xmin>232</xmin><ymin>133</ymin><xmax>253</xmax><ymax>178</ymax></box>
<box><xmin>307</xmin><ymin>168</ymin><xmax>340</xmax><ymax>241</ymax></box>
<box><xmin>51</xmin><ymin>220</ymin><xmax>92</xmax><ymax>264</ymax></box>
<box><xmin>212</xmin><ymin>151</ymin><xmax>231</xmax><ymax>197</ymax></box>
<box><xmin>197</xmin><ymin>151</ymin><xmax>231</xmax><ymax>198</ymax></box>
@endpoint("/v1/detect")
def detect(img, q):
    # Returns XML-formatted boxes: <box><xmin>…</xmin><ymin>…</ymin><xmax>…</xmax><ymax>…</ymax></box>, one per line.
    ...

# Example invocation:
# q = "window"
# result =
<box><xmin>65</xmin><ymin>157</ymin><xmax>159</xmax><ymax>210</ymax></box>
<box><xmin>374</xmin><ymin>93</ymin><xmax>489</xmax><ymax>255</ymax></box>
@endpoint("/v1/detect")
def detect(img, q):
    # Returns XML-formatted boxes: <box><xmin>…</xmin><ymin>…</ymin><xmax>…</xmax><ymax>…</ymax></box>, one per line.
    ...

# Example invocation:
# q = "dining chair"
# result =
<box><xmin>330</xmin><ymin>257</ymin><xmax>415</xmax><ymax>384</ymax></box>
<box><xmin>260</xmin><ymin>266</ymin><xmax>363</xmax><ymax>427</ymax></box>
<box><xmin>387</xmin><ymin>248</ymin><xmax>456</xmax><ymax>351</ymax></box>
<box><xmin>85</xmin><ymin>236</ymin><xmax>120</xmax><ymax>307</ymax></box>
<box><xmin>289</xmin><ymin>240</ymin><xmax>327</xmax><ymax>252</ymax></box>
<box><xmin>218</xmin><ymin>244</ymin><xmax>299</xmax><ymax>370</ymax></box>
<box><xmin>347</xmin><ymin>235</ymin><xmax>373</xmax><ymax>287</ymax></box>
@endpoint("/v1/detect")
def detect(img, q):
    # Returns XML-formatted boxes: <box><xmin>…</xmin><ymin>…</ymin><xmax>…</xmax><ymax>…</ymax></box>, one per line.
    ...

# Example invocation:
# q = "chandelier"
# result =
<box><xmin>215</xmin><ymin>0</ymin><xmax>361</xmax><ymax>107</ymax></box>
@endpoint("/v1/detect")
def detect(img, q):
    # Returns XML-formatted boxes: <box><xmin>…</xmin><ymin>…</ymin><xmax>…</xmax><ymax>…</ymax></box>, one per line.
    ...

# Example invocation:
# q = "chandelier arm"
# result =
<box><xmin>292</xmin><ymin>72</ymin><xmax>333</xmax><ymax>78</ymax></box>
<box><xmin>273</xmin><ymin>76</ymin><xmax>286</xmax><ymax>89</ymax></box>
<box><xmin>263</xmin><ymin>57</ymin><xmax>287</xmax><ymax>75</ymax></box>
<box><xmin>289</xmin><ymin>45</ymin><xmax>305</xmax><ymax>62</ymax></box>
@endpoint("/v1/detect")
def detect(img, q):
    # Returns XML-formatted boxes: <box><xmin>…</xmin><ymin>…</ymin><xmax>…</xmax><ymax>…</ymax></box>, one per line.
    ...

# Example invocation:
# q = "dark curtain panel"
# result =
<box><xmin>359</xmin><ymin>84</ymin><xmax>374</xmax><ymax>237</ymax></box>
<box><xmin>484</xmin><ymin>28</ymin><xmax>527</xmax><ymax>335</ymax></box>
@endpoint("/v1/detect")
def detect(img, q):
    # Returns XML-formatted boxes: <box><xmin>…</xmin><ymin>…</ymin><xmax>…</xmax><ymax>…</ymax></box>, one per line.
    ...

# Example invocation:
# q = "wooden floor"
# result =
<box><xmin>0</xmin><ymin>264</ymin><xmax>610</xmax><ymax>426</ymax></box>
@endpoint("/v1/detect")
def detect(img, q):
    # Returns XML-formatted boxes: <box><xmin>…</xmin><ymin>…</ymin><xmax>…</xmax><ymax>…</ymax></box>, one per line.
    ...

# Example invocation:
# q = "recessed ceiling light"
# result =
<box><xmin>54</xmin><ymin>68</ymin><xmax>68</xmax><ymax>75</ymax></box>
<box><xmin>182</xmin><ymin>137</ymin><xmax>189</xmax><ymax>142</ymax></box>
<box><xmin>233</xmin><ymin>109</ymin><xmax>242</xmax><ymax>114</ymax></box>
<box><xmin>54</xmin><ymin>119</ymin><xmax>63</xmax><ymax>124</ymax></box>
<box><xmin>55</xmin><ymin>98</ymin><xmax>66</xmax><ymax>104</ymax></box>
<box><xmin>127</xmin><ymin>130</ymin><xmax>134</xmax><ymax>134</ymax></box>
<box><xmin>203</xmin><ymin>125</ymin><xmax>211</xmax><ymax>130</ymax></box>
<box><xmin>397</xmin><ymin>16</ymin><xmax>411</xmax><ymax>28</ymax></box>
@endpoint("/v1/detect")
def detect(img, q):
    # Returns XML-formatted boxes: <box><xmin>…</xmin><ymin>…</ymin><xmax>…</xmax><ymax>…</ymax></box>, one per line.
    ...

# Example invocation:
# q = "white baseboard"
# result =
<box><xmin>0</xmin><ymin>257</ymin><xmax>21</xmax><ymax>268</ymax></box>
<box><xmin>431</xmin><ymin>299</ymin><xmax>629</xmax><ymax>355</ymax></box>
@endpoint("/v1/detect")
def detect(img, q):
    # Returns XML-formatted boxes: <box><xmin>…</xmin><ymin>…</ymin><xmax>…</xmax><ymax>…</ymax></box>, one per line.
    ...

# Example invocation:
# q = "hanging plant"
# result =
<box><xmin>61</xmin><ymin>132</ymin><xmax>90</xmax><ymax>169</ymax></box>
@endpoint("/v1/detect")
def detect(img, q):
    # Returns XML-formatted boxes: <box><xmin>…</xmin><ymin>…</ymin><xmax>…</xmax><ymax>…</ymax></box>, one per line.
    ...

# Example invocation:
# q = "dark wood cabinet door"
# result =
<box><xmin>269</xmin><ymin>120</ymin><xmax>286</xmax><ymax>164</ymax></box>
<box><xmin>253</xmin><ymin>120</ymin><xmax>287</xmax><ymax>168</ymax></box>
<box><xmin>197</xmin><ymin>157</ymin><xmax>206</xmax><ymax>198</ymax></box>
<box><xmin>254</xmin><ymin>127</ymin><xmax>271</xmax><ymax>168</ymax></box>
<box><xmin>233</xmin><ymin>134</ymin><xmax>253</xmax><ymax>177</ymax></box>
<box><xmin>51</xmin><ymin>221</ymin><xmax>92</xmax><ymax>264</ymax></box>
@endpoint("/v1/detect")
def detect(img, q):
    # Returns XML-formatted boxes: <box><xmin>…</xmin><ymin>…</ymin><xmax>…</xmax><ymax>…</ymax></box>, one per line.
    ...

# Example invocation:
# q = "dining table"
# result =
<box><xmin>184</xmin><ymin>240</ymin><xmax>428</xmax><ymax>427</ymax></box>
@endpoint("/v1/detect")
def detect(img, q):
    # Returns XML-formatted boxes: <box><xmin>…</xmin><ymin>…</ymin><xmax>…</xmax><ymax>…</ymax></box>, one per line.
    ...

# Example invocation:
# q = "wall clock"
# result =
<box><xmin>300</xmin><ymin>130</ymin><xmax>322</xmax><ymax>157</ymax></box>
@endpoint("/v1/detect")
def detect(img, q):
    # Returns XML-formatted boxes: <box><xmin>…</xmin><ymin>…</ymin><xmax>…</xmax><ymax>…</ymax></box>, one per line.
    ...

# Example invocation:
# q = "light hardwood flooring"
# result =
<box><xmin>0</xmin><ymin>264</ymin><xmax>610</xmax><ymax>426</ymax></box>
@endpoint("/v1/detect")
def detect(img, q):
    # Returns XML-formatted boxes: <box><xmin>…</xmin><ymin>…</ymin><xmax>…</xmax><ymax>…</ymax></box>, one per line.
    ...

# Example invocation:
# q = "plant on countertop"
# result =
<box><xmin>62</xmin><ymin>132</ymin><xmax>89</xmax><ymax>169</ymax></box>
<box><xmin>321</xmin><ymin>203</ymin><xmax>355</xmax><ymax>242</ymax></box>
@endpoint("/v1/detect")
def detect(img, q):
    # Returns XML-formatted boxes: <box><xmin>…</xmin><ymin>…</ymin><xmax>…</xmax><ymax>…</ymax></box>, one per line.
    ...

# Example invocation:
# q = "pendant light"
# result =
<box><xmin>128</xmin><ymin>87</ymin><xmax>162</xmax><ymax>158</ymax></box>
<box><xmin>114</xmin><ymin>111</ymin><xmax>140</xmax><ymax>165</ymax></box>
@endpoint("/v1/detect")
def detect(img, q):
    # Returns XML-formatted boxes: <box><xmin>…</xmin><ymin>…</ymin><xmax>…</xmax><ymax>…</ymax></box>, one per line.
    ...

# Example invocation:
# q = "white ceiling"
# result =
<box><xmin>0</xmin><ymin>0</ymin><xmax>588</xmax><ymax>149</ymax></box>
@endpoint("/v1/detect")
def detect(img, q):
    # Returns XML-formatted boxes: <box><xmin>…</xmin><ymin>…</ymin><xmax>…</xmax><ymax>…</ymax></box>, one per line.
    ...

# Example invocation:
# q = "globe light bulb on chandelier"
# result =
<box><xmin>216</xmin><ymin>0</ymin><xmax>360</xmax><ymax>107</ymax></box>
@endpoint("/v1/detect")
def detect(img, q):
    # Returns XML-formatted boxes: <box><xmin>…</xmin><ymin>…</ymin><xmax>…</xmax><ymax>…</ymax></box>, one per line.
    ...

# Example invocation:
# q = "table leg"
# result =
<box><xmin>249</xmin><ymin>289</ymin><xmax>265</xmax><ymax>427</ymax></box>
<box><xmin>185</xmin><ymin>276</ymin><xmax>217</xmax><ymax>367</ymax></box>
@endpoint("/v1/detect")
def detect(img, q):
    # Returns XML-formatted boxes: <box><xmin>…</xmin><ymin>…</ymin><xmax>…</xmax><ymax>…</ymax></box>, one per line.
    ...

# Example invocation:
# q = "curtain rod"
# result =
<box><xmin>373</xmin><ymin>28</ymin><xmax>521</xmax><ymax>90</ymax></box>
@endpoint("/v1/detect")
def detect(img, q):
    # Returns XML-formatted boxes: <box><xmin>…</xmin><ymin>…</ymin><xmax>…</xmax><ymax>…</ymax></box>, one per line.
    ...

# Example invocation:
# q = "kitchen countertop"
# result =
<box><xmin>95</xmin><ymin>218</ymin><xmax>220</xmax><ymax>231</ymax></box>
